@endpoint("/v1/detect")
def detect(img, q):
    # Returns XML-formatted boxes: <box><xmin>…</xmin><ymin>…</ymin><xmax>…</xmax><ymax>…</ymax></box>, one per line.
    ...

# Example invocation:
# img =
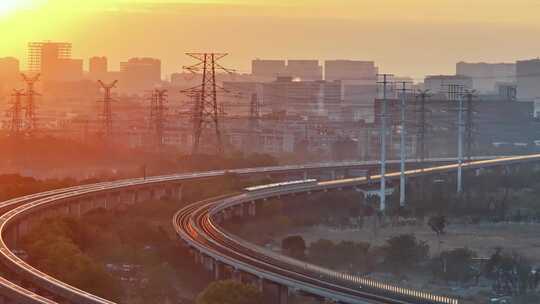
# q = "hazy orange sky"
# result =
<box><xmin>2</xmin><ymin>0</ymin><xmax>540</xmax><ymax>80</ymax></box>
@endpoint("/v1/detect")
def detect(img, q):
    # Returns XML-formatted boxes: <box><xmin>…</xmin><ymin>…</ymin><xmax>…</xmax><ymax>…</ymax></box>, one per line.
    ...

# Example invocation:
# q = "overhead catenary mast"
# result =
<box><xmin>398</xmin><ymin>81</ymin><xmax>412</xmax><ymax>207</ymax></box>
<box><xmin>377</xmin><ymin>73</ymin><xmax>393</xmax><ymax>212</ymax></box>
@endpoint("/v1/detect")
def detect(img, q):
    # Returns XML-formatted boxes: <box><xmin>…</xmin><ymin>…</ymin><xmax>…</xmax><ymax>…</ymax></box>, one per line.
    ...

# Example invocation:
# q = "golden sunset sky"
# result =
<box><xmin>1</xmin><ymin>0</ymin><xmax>540</xmax><ymax>79</ymax></box>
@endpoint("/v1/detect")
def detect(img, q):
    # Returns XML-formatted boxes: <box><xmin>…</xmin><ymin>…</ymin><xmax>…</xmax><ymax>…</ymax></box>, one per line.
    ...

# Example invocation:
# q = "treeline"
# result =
<box><xmin>0</xmin><ymin>174</ymin><xmax>78</xmax><ymax>201</ymax></box>
<box><xmin>0</xmin><ymin>136</ymin><xmax>280</xmax><ymax>179</ymax></box>
<box><xmin>282</xmin><ymin>234</ymin><xmax>540</xmax><ymax>299</ymax></box>
<box><xmin>22</xmin><ymin>217</ymin><xmax>122</xmax><ymax>301</ymax></box>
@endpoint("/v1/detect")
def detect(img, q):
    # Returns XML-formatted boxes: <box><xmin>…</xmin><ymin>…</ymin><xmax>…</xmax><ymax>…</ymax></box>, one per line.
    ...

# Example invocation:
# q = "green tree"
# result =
<box><xmin>281</xmin><ymin>235</ymin><xmax>306</xmax><ymax>259</ymax></box>
<box><xmin>196</xmin><ymin>280</ymin><xmax>262</xmax><ymax>304</ymax></box>
<box><xmin>438</xmin><ymin>248</ymin><xmax>477</xmax><ymax>283</ymax></box>
<box><xmin>382</xmin><ymin>234</ymin><xmax>429</xmax><ymax>273</ymax></box>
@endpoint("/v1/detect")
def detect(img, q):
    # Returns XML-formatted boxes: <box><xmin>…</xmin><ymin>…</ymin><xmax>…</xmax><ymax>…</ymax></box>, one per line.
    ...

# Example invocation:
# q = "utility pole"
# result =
<box><xmin>181</xmin><ymin>53</ymin><xmax>234</xmax><ymax>155</ymax></box>
<box><xmin>464</xmin><ymin>89</ymin><xmax>477</xmax><ymax>161</ymax></box>
<box><xmin>377</xmin><ymin>73</ymin><xmax>393</xmax><ymax>212</ymax></box>
<box><xmin>7</xmin><ymin>89</ymin><xmax>25</xmax><ymax>137</ymax></box>
<box><xmin>149</xmin><ymin>89</ymin><xmax>168</xmax><ymax>152</ymax></box>
<box><xmin>21</xmin><ymin>73</ymin><xmax>40</xmax><ymax>135</ymax></box>
<box><xmin>415</xmin><ymin>90</ymin><xmax>431</xmax><ymax>164</ymax></box>
<box><xmin>398</xmin><ymin>81</ymin><xmax>411</xmax><ymax>207</ymax></box>
<box><xmin>415</xmin><ymin>89</ymin><xmax>430</xmax><ymax>205</ymax></box>
<box><xmin>448</xmin><ymin>84</ymin><xmax>466</xmax><ymax>194</ymax></box>
<box><xmin>97</xmin><ymin>80</ymin><xmax>118</xmax><ymax>143</ymax></box>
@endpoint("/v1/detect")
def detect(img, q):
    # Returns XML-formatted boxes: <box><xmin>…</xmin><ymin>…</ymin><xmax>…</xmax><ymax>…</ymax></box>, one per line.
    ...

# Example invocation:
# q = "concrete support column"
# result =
<box><xmin>213</xmin><ymin>260</ymin><xmax>223</xmax><ymax>280</ymax></box>
<box><xmin>203</xmin><ymin>255</ymin><xmax>212</xmax><ymax>271</ymax></box>
<box><xmin>303</xmin><ymin>170</ymin><xmax>308</xmax><ymax>180</ymax></box>
<box><xmin>236</xmin><ymin>205</ymin><xmax>244</xmax><ymax>217</ymax></box>
<box><xmin>232</xmin><ymin>269</ymin><xmax>242</xmax><ymax>282</ymax></box>
<box><xmin>248</xmin><ymin>202</ymin><xmax>257</xmax><ymax>217</ymax></box>
<box><xmin>256</xmin><ymin>278</ymin><xmax>264</xmax><ymax>292</ymax></box>
<box><xmin>177</xmin><ymin>184</ymin><xmax>183</xmax><ymax>202</ymax></box>
<box><xmin>330</xmin><ymin>169</ymin><xmax>336</xmax><ymax>180</ymax></box>
<box><xmin>223</xmin><ymin>209</ymin><xmax>231</xmax><ymax>220</ymax></box>
<box><xmin>278</xmin><ymin>285</ymin><xmax>289</xmax><ymax>304</ymax></box>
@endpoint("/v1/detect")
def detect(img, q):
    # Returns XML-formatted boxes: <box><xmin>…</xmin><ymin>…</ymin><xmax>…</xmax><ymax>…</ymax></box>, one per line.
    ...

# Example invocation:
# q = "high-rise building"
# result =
<box><xmin>0</xmin><ymin>57</ymin><xmax>20</xmax><ymax>94</ymax></box>
<box><xmin>120</xmin><ymin>57</ymin><xmax>162</xmax><ymax>91</ymax></box>
<box><xmin>252</xmin><ymin>59</ymin><xmax>286</xmax><ymax>78</ymax></box>
<box><xmin>89</xmin><ymin>57</ymin><xmax>107</xmax><ymax>76</ymax></box>
<box><xmin>27</xmin><ymin>42</ymin><xmax>82</xmax><ymax>82</ymax></box>
<box><xmin>516</xmin><ymin>58</ymin><xmax>540</xmax><ymax>101</ymax></box>
<box><xmin>324</xmin><ymin>60</ymin><xmax>377</xmax><ymax>81</ymax></box>
<box><xmin>0</xmin><ymin>57</ymin><xmax>20</xmax><ymax>80</ymax></box>
<box><xmin>287</xmin><ymin>60</ymin><xmax>323</xmax><ymax>81</ymax></box>
<box><xmin>424</xmin><ymin>75</ymin><xmax>473</xmax><ymax>97</ymax></box>
<box><xmin>456</xmin><ymin>61</ymin><xmax>515</xmax><ymax>93</ymax></box>
<box><xmin>262</xmin><ymin>76</ymin><xmax>341</xmax><ymax>118</ymax></box>
<box><xmin>324</xmin><ymin>60</ymin><xmax>378</xmax><ymax>123</ymax></box>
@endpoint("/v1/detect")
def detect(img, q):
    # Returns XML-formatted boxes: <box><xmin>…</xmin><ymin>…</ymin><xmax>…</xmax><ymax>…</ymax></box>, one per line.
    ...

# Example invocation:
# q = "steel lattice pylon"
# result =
<box><xmin>97</xmin><ymin>80</ymin><xmax>118</xmax><ymax>142</ymax></box>
<box><xmin>6</xmin><ymin>89</ymin><xmax>25</xmax><ymax>137</ymax></box>
<box><xmin>181</xmin><ymin>53</ymin><xmax>234</xmax><ymax>155</ymax></box>
<box><xmin>21</xmin><ymin>73</ymin><xmax>40</xmax><ymax>135</ymax></box>
<box><xmin>149</xmin><ymin>89</ymin><xmax>168</xmax><ymax>151</ymax></box>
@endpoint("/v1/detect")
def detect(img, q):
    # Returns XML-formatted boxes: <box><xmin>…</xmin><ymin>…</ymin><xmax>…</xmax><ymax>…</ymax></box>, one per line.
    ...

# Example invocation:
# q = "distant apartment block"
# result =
<box><xmin>89</xmin><ymin>56</ymin><xmax>108</xmax><ymax>80</ymax></box>
<box><xmin>251</xmin><ymin>59</ymin><xmax>323</xmax><ymax>81</ymax></box>
<box><xmin>516</xmin><ymin>58</ymin><xmax>540</xmax><ymax>101</ymax></box>
<box><xmin>262</xmin><ymin>76</ymin><xmax>341</xmax><ymax>119</ymax></box>
<box><xmin>424</xmin><ymin>74</ymin><xmax>473</xmax><ymax>98</ymax></box>
<box><xmin>252</xmin><ymin>59</ymin><xmax>286</xmax><ymax>78</ymax></box>
<box><xmin>324</xmin><ymin>60</ymin><xmax>378</xmax><ymax>123</ymax></box>
<box><xmin>456</xmin><ymin>61</ymin><xmax>515</xmax><ymax>93</ymax></box>
<box><xmin>287</xmin><ymin>60</ymin><xmax>323</xmax><ymax>81</ymax></box>
<box><xmin>0</xmin><ymin>57</ymin><xmax>20</xmax><ymax>94</ymax></box>
<box><xmin>120</xmin><ymin>57</ymin><xmax>161</xmax><ymax>91</ymax></box>
<box><xmin>27</xmin><ymin>42</ymin><xmax>83</xmax><ymax>82</ymax></box>
<box><xmin>324</xmin><ymin>60</ymin><xmax>378</xmax><ymax>81</ymax></box>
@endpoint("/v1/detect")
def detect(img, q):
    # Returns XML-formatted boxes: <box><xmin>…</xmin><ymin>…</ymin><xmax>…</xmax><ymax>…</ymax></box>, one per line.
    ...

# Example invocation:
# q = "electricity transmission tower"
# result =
<box><xmin>181</xmin><ymin>53</ymin><xmax>234</xmax><ymax>155</ymax></box>
<box><xmin>6</xmin><ymin>89</ymin><xmax>25</xmax><ymax>137</ymax></box>
<box><xmin>249</xmin><ymin>93</ymin><xmax>260</xmax><ymax>129</ymax></box>
<box><xmin>21</xmin><ymin>73</ymin><xmax>40</xmax><ymax>135</ymax></box>
<box><xmin>149</xmin><ymin>89</ymin><xmax>168</xmax><ymax>151</ymax></box>
<box><xmin>377</xmin><ymin>73</ymin><xmax>393</xmax><ymax>212</ymax></box>
<box><xmin>97</xmin><ymin>80</ymin><xmax>118</xmax><ymax>142</ymax></box>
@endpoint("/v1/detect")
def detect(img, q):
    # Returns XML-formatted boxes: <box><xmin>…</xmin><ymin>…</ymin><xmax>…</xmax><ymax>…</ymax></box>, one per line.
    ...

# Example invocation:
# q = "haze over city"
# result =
<box><xmin>2</xmin><ymin>1</ymin><xmax>540</xmax><ymax>304</ymax></box>
<box><xmin>3</xmin><ymin>0</ymin><xmax>540</xmax><ymax>78</ymax></box>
